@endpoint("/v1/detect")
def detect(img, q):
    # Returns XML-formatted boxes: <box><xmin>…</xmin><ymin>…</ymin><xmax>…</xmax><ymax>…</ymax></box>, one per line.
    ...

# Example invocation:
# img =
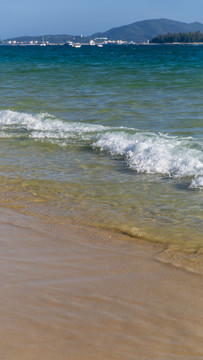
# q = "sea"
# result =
<box><xmin>0</xmin><ymin>44</ymin><xmax>202</xmax><ymax>250</ymax></box>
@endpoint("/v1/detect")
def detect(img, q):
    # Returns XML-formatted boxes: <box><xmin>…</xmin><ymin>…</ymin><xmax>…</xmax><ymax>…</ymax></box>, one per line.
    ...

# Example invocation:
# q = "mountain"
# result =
<box><xmin>90</xmin><ymin>18</ymin><xmax>203</xmax><ymax>43</ymax></box>
<box><xmin>3</xmin><ymin>19</ymin><xmax>203</xmax><ymax>44</ymax></box>
<box><xmin>4</xmin><ymin>34</ymin><xmax>82</xmax><ymax>44</ymax></box>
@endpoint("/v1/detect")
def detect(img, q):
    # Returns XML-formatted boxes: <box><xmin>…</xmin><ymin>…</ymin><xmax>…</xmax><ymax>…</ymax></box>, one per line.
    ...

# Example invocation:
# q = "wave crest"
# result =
<box><xmin>93</xmin><ymin>132</ymin><xmax>203</xmax><ymax>188</ymax></box>
<box><xmin>0</xmin><ymin>110</ymin><xmax>202</xmax><ymax>188</ymax></box>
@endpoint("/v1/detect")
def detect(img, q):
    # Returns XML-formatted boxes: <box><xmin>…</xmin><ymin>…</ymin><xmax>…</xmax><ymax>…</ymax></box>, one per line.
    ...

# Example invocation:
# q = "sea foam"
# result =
<box><xmin>0</xmin><ymin>110</ymin><xmax>202</xmax><ymax>188</ymax></box>
<box><xmin>93</xmin><ymin>132</ymin><xmax>203</xmax><ymax>188</ymax></box>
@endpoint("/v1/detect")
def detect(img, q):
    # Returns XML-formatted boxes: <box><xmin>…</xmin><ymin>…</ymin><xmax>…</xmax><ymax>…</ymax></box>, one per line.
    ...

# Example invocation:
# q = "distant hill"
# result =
<box><xmin>3</xmin><ymin>19</ymin><xmax>203</xmax><ymax>44</ymax></box>
<box><xmin>4</xmin><ymin>34</ymin><xmax>83</xmax><ymax>44</ymax></box>
<box><xmin>150</xmin><ymin>31</ymin><xmax>203</xmax><ymax>44</ymax></box>
<box><xmin>90</xmin><ymin>18</ymin><xmax>203</xmax><ymax>43</ymax></box>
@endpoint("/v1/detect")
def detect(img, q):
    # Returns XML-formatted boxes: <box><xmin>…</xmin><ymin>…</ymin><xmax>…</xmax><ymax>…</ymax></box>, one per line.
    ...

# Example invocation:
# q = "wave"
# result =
<box><xmin>93</xmin><ymin>132</ymin><xmax>203</xmax><ymax>189</ymax></box>
<box><xmin>0</xmin><ymin>110</ymin><xmax>202</xmax><ymax>188</ymax></box>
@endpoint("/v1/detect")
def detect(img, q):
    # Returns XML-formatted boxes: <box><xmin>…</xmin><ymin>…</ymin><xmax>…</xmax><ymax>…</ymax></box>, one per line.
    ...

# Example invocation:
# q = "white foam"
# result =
<box><xmin>0</xmin><ymin>110</ymin><xmax>111</xmax><ymax>136</ymax></box>
<box><xmin>0</xmin><ymin>110</ymin><xmax>203</xmax><ymax>188</ymax></box>
<box><xmin>190</xmin><ymin>176</ymin><xmax>203</xmax><ymax>189</ymax></box>
<box><xmin>93</xmin><ymin>132</ymin><xmax>203</xmax><ymax>188</ymax></box>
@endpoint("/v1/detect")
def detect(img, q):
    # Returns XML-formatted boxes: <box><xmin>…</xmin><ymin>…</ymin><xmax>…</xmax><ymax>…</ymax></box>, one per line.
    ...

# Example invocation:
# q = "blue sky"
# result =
<box><xmin>1</xmin><ymin>0</ymin><xmax>203</xmax><ymax>39</ymax></box>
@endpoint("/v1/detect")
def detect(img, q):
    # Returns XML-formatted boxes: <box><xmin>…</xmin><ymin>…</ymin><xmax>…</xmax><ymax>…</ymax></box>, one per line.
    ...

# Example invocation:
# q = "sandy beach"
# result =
<box><xmin>0</xmin><ymin>207</ymin><xmax>203</xmax><ymax>360</ymax></box>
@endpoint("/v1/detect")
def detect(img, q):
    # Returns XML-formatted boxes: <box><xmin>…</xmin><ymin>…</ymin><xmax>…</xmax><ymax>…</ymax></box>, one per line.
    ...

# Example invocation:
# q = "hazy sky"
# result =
<box><xmin>1</xmin><ymin>0</ymin><xmax>203</xmax><ymax>39</ymax></box>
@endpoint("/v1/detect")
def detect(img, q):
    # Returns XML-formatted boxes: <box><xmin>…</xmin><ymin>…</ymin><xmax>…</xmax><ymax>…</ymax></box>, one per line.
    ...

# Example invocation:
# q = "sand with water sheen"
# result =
<box><xmin>0</xmin><ymin>207</ymin><xmax>203</xmax><ymax>360</ymax></box>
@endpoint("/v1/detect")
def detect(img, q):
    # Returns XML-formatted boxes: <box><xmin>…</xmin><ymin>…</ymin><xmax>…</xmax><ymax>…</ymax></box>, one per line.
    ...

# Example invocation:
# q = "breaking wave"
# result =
<box><xmin>0</xmin><ymin>110</ymin><xmax>202</xmax><ymax>188</ymax></box>
<box><xmin>93</xmin><ymin>132</ymin><xmax>203</xmax><ymax>189</ymax></box>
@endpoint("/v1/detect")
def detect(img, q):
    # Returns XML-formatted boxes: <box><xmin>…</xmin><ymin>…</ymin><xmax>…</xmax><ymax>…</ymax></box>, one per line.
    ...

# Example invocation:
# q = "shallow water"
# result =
<box><xmin>0</xmin><ymin>45</ymin><xmax>202</xmax><ymax>248</ymax></box>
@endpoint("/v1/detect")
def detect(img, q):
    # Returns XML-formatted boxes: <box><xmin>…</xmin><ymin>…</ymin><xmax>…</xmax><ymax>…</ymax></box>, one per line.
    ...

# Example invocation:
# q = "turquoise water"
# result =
<box><xmin>0</xmin><ymin>45</ymin><xmax>202</xmax><ymax>248</ymax></box>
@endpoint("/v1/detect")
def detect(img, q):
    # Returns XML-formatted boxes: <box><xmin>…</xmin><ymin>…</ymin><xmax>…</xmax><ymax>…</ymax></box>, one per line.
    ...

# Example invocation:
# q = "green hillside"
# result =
<box><xmin>3</xmin><ymin>19</ymin><xmax>203</xmax><ymax>44</ymax></box>
<box><xmin>3</xmin><ymin>34</ymin><xmax>83</xmax><ymax>44</ymax></box>
<box><xmin>150</xmin><ymin>31</ymin><xmax>203</xmax><ymax>43</ymax></box>
<box><xmin>91</xmin><ymin>18</ymin><xmax>203</xmax><ymax>42</ymax></box>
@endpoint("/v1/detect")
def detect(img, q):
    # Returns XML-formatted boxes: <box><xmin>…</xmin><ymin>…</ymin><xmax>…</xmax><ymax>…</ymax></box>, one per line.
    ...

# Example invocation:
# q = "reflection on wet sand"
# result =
<box><xmin>0</xmin><ymin>208</ymin><xmax>203</xmax><ymax>360</ymax></box>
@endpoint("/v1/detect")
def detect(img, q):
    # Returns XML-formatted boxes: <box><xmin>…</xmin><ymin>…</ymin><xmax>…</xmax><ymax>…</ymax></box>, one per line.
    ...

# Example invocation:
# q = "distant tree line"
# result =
<box><xmin>150</xmin><ymin>31</ymin><xmax>203</xmax><ymax>43</ymax></box>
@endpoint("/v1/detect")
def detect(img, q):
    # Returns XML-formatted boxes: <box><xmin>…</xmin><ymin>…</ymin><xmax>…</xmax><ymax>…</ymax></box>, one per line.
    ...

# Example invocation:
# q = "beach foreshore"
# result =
<box><xmin>0</xmin><ymin>207</ymin><xmax>203</xmax><ymax>359</ymax></box>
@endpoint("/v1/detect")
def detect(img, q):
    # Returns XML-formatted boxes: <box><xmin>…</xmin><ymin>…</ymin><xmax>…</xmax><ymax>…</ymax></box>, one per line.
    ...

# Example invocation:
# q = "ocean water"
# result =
<box><xmin>0</xmin><ymin>45</ymin><xmax>202</xmax><ymax>249</ymax></box>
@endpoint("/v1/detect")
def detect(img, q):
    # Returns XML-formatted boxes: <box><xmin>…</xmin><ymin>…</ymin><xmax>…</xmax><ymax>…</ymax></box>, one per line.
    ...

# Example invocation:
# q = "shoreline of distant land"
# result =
<box><xmin>1</xmin><ymin>42</ymin><xmax>203</xmax><ymax>48</ymax></box>
<box><xmin>150</xmin><ymin>30</ymin><xmax>203</xmax><ymax>44</ymax></box>
<box><xmin>2</xmin><ymin>18</ymin><xmax>203</xmax><ymax>46</ymax></box>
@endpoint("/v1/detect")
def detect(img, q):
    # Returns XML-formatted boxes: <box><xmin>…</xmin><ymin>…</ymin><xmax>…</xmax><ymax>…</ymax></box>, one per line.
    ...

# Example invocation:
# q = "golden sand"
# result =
<box><xmin>0</xmin><ymin>208</ymin><xmax>203</xmax><ymax>359</ymax></box>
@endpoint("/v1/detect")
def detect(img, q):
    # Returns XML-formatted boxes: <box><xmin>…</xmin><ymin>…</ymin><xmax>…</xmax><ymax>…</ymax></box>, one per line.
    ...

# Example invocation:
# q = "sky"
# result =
<box><xmin>1</xmin><ymin>0</ymin><xmax>203</xmax><ymax>39</ymax></box>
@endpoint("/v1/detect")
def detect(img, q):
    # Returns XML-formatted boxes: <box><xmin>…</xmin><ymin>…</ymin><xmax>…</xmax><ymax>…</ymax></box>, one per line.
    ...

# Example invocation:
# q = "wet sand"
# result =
<box><xmin>0</xmin><ymin>207</ymin><xmax>203</xmax><ymax>360</ymax></box>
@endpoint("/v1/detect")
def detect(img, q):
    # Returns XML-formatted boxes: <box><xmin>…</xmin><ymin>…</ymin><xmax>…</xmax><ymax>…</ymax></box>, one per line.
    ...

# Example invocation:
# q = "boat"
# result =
<box><xmin>40</xmin><ymin>36</ymin><xmax>46</xmax><ymax>46</ymax></box>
